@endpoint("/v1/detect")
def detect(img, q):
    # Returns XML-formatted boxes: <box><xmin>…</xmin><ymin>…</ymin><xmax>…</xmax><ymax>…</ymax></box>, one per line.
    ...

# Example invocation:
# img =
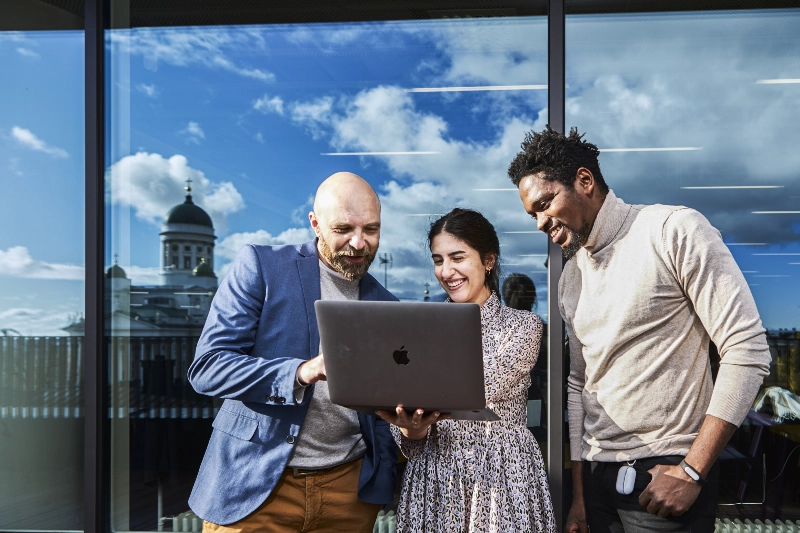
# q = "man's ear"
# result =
<box><xmin>308</xmin><ymin>211</ymin><xmax>321</xmax><ymax>236</ymax></box>
<box><xmin>574</xmin><ymin>167</ymin><xmax>596</xmax><ymax>196</ymax></box>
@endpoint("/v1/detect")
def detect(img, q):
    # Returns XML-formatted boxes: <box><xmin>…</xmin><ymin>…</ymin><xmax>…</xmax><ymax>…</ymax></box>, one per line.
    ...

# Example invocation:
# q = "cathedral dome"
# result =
<box><xmin>164</xmin><ymin>194</ymin><xmax>213</xmax><ymax>228</ymax></box>
<box><xmin>106</xmin><ymin>262</ymin><xmax>127</xmax><ymax>279</ymax></box>
<box><xmin>193</xmin><ymin>258</ymin><xmax>216</xmax><ymax>278</ymax></box>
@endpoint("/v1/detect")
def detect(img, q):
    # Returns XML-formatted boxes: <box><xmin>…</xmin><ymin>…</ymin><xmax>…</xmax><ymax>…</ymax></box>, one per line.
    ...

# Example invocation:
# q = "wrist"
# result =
<box><xmin>296</xmin><ymin>365</ymin><xmax>308</xmax><ymax>387</ymax></box>
<box><xmin>679</xmin><ymin>459</ymin><xmax>706</xmax><ymax>485</ymax></box>
<box><xmin>403</xmin><ymin>427</ymin><xmax>428</xmax><ymax>441</ymax></box>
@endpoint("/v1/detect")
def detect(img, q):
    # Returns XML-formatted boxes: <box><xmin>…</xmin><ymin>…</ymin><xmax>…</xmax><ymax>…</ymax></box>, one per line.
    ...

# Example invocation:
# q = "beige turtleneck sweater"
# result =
<box><xmin>561</xmin><ymin>190</ymin><xmax>771</xmax><ymax>462</ymax></box>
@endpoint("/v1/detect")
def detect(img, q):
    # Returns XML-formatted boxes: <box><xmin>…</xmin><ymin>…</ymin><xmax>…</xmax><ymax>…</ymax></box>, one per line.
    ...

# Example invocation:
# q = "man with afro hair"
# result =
<box><xmin>508</xmin><ymin>126</ymin><xmax>770</xmax><ymax>533</ymax></box>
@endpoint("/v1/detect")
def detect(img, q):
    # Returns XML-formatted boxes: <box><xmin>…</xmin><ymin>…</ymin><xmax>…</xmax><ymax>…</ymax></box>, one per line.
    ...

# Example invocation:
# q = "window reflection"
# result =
<box><xmin>566</xmin><ymin>7</ymin><xmax>800</xmax><ymax>523</ymax></box>
<box><xmin>107</xmin><ymin>16</ymin><xmax>548</xmax><ymax>530</ymax></box>
<box><xmin>0</xmin><ymin>29</ymin><xmax>85</xmax><ymax>531</ymax></box>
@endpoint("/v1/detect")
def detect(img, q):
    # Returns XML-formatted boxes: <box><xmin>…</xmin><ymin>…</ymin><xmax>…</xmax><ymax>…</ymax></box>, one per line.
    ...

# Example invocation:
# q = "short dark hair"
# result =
<box><xmin>502</xmin><ymin>273</ymin><xmax>537</xmax><ymax>311</ymax></box>
<box><xmin>428</xmin><ymin>208</ymin><xmax>501</xmax><ymax>295</ymax></box>
<box><xmin>507</xmin><ymin>125</ymin><xmax>608</xmax><ymax>193</ymax></box>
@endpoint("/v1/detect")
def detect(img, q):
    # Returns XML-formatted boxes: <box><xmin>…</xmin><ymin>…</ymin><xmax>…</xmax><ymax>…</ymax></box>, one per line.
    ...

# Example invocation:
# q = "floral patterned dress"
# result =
<box><xmin>390</xmin><ymin>293</ymin><xmax>556</xmax><ymax>533</ymax></box>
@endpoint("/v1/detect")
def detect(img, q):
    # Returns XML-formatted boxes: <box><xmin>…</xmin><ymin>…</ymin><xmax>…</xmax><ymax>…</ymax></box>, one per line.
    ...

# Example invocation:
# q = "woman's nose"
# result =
<box><xmin>440</xmin><ymin>261</ymin><xmax>454</xmax><ymax>277</ymax></box>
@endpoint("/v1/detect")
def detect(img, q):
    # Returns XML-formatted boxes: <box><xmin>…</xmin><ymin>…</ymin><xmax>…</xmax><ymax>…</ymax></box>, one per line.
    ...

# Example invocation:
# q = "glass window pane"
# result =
<box><xmin>0</xmin><ymin>21</ymin><xmax>85</xmax><ymax>533</ymax></box>
<box><xmin>566</xmin><ymin>6</ymin><xmax>800</xmax><ymax>523</ymax></box>
<box><xmin>106</xmin><ymin>10</ymin><xmax>548</xmax><ymax>530</ymax></box>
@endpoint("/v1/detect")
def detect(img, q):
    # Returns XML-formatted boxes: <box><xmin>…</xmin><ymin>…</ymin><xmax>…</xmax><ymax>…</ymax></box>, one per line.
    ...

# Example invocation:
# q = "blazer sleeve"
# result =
<box><xmin>188</xmin><ymin>245</ymin><xmax>307</xmax><ymax>405</ymax></box>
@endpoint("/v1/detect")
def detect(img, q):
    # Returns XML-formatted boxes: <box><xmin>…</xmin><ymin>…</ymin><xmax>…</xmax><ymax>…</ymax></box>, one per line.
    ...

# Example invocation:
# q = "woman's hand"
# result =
<box><xmin>376</xmin><ymin>406</ymin><xmax>450</xmax><ymax>440</ymax></box>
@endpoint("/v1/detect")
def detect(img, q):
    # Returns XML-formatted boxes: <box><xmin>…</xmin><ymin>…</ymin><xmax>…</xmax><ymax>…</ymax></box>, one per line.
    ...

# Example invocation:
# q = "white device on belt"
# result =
<box><xmin>616</xmin><ymin>460</ymin><xmax>636</xmax><ymax>495</ymax></box>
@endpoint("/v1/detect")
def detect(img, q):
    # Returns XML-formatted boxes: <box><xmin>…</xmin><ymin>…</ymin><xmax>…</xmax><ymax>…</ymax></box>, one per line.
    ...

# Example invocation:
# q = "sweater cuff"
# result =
<box><xmin>707</xmin><ymin>364</ymin><xmax>765</xmax><ymax>426</ymax></box>
<box><xmin>567</xmin><ymin>393</ymin><xmax>585</xmax><ymax>461</ymax></box>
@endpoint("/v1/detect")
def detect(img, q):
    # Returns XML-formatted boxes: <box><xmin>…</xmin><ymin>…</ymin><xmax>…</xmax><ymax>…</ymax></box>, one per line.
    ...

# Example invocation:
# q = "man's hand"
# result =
<box><xmin>638</xmin><ymin>464</ymin><xmax>702</xmax><ymax>517</ymax></box>
<box><xmin>296</xmin><ymin>354</ymin><xmax>326</xmax><ymax>386</ymax></box>
<box><xmin>375</xmin><ymin>406</ymin><xmax>449</xmax><ymax>440</ymax></box>
<box><xmin>567</xmin><ymin>461</ymin><xmax>589</xmax><ymax>532</ymax></box>
<box><xmin>565</xmin><ymin>500</ymin><xmax>589</xmax><ymax>533</ymax></box>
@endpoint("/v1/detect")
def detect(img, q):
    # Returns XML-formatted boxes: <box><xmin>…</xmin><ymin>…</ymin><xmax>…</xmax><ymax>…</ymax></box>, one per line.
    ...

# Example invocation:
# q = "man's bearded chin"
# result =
<box><xmin>318</xmin><ymin>235</ymin><xmax>377</xmax><ymax>281</ymax></box>
<box><xmin>562</xmin><ymin>228</ymin><xmax>584</xmax><ymax>262</ymax></box>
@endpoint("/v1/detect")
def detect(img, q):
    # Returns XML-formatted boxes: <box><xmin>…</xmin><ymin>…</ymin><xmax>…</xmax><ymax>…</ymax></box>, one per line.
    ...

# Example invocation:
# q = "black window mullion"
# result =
<box><xmin>547</xmin><ymin>0</ymin><xmax>566</xmax><ymax>528</ymax></box>
<box><xmin>84</xmin><ymin>0</ymin><xmax>108</xmax><ymax>532</ymax></box>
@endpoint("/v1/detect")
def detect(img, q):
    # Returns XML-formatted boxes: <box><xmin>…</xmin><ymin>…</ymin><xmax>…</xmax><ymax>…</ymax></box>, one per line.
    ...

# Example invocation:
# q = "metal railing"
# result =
<box><xmin>0</xmin><ymin>336</ymin><xmax>216</xmax><ymax>420</ymax></box>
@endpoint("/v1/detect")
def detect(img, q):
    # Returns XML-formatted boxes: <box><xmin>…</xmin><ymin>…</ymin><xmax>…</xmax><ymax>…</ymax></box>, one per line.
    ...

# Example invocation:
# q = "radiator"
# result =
<box><xmin>716</xmin><ymin>518</ymin><xmax>800</xmax><ymax>532</ymax></box>
<box><xmin>374</xmin><ymin>510</ymin><xmax>396</xmax><ymax>533</ymax></box>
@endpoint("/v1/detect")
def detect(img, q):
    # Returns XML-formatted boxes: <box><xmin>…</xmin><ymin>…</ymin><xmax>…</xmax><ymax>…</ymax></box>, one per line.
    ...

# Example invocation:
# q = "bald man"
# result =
<box><xmin>188</xmin><ymin>173</ymin><xmax>398</xmax><ymax>533</ymax></box>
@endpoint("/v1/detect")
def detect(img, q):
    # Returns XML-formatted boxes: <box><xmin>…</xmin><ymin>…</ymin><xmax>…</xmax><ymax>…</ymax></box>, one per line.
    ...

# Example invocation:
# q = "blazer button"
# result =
<box><xmin>278</xmin><ymin>397</ymin><xmax>286</xmax><ymax>404</ymax></box>
<box><xmin>286</xmin><ymin>435</ymin><xmax>296</xmax><ymax>444</ymax></box>
<box><xmin>266</xmin><ymin>395</ymin><xmax>275</xmax><ymax>402</ymax></box>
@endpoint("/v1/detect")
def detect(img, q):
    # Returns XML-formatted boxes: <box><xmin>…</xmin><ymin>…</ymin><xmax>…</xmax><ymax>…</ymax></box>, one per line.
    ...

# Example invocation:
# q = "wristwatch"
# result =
<box><xmin>679</xmin><ymin>459</ymin><xmax>705</xmax><ymax>485</ymax></box>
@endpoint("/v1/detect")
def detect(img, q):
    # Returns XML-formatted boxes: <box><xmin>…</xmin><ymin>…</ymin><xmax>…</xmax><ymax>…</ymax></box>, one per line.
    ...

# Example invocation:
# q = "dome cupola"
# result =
<box><xmin>192</xmin><ymin>258</ymin><xmax>216</xmax><ymax>278</ymax></box>
<box><xmin>164</xmin><ymin>182</ymin><xmax>213</xmax><ymax>228</ymax></box>
<box><xmin>106</xmin><ymin>257</ymin><xmax>127</xmax><ymax>279</ymax></box>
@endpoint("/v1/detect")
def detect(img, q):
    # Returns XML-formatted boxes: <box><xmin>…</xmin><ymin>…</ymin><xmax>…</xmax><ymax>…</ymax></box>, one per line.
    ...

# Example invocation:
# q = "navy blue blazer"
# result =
<box><xmin>187</xmin><ymin>241</ymin><xmax>398</xmax><ymax>525</ymax></box>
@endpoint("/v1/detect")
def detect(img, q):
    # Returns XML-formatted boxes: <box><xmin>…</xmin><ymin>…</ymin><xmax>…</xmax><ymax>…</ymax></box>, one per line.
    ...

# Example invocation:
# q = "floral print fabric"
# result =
<box><xmin>390</xmin><ymin>293</ymin><xmax>557</xmax><ymax>532</ymax></box>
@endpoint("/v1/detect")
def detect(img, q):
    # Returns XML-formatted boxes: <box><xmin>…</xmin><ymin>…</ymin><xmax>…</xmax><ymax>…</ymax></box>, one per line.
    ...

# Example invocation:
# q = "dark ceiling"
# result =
<box><xmin>4</xmin><ymin>0</ymin><xmax>797</xmax><ymax>30</ymax></box>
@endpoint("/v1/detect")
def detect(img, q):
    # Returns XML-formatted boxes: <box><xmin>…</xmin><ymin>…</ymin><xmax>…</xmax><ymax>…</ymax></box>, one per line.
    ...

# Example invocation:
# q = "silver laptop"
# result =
<box><xmin>315</xmin><ymin>300</ymin><xmax>499</xmax><ymax>421</ymax></box>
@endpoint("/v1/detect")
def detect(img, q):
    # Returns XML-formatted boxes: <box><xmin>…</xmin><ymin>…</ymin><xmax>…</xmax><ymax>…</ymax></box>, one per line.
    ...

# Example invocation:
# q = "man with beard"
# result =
<box><xmin>188</xmin><ymin>172</ymin><xmax>397</xmax><ymax>533</ymax></box>
<box><xmin>507</xmin><ymin>127</ymin><xmax>770</xmax><ymax>533</ymax></box>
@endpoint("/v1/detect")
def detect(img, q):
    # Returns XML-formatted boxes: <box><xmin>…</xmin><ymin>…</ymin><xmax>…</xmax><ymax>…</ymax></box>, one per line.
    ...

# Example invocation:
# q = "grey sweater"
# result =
<box><xmin>561</xmin><ymin>191</ymin><xmax>771</xmax><ymax>462</ymax></box>
<box><xmin>286</xmin><ymin>261</ymin><xmax>366</xmax><ymax>469</ymax></box>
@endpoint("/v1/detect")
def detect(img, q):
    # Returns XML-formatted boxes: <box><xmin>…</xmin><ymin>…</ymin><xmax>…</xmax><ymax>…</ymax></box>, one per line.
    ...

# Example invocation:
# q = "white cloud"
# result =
<box><xmin>289</xmin><ymin>97</ymin><xmax>334</xmax><ymax>140</ymax></box>
<box><xmin>179</xmin><ymin>121</ymin><xmax>205</xmax><ymax>144</ymax></box>
<box><xmin>0</xmin><ymin>308</ymin><xmax>74</xmax><ymax>337</ymax></box>
<box><xmin>291</xmin><ymin>195</ymin><xmax>314</xmax><ymax>225</ymax></box>
<box><xmin>216</xmin><ymin>227</ymin><xmax>314</xmax><ymax>262</ymax></box>
<box><xmin>253</xmin><ymin>94</ymin><xmax>284</xmax><ymax>115</ymax></box>
<box><xmin>106</xmin><ymin>152</ymin><xmax>245</xmax><ymax>230</ymax></box>
<box><xmin>294</xmin><ymin>14</ymin><xmax>800</xmax><ymax>248</ymax></box>
<box><xmin>11</xmin><ymin>126</ymin><xmax>69</xmax><ymax>158</ymax></box>
<box><xmin>15</xmin><ymin>47</ymin><xmax>40</xmax><ymax>59</ymax></box>
<box><xmin>214</xmin><ymin>227</ymin><xmax>314</xmax><ymax>280</ymax></box>
<box><xmin>126</xmin><ymin>266</ymin><xmax>161</xmax><ymax>285</ymax></box>
<box><xmin>110</xmin><ymin>28</ymin><xmax>274</xmax><ymax>82</ymax></box>
<box><xmin>204</xmin><ymin>181</ymin><xmax>243</xmax><ymax>215</ymax></box>
<box><xmin>0</xmin><ymin>246</ymin><xmax>84</xmax><ymax>280</ymax></box>
<box><xmin>136</xmin><ymin>83</ymin><xmax>159</xmax><ymax>98</ymax></box>
<box><xmin>0</xmin><ymin>32</ymin><xmax>27</xmax><ymax>44</ymax></box>
<box><xmin>255</xmin><ymin>132</ymin><xmax>265</xmax><ymax>143</ymax></box>
<box><xmin>285</xmin><ymin>26</ymin><xmax>370</xmax><ymax>52</ymax></box>
<box><xmin>293</xmin><ymin>85</ymin><xmax>537</xmax><ymax>188</ymax></box>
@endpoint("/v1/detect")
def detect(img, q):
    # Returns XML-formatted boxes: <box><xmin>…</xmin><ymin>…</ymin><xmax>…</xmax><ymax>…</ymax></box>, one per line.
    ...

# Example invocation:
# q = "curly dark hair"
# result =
<box><xmin>502</xmin><ymin>273</ymin><xmax>537</xmax><ymax>312</ymax></box>
<box><xmin>428</xmin><ymin>208</ymin><xmax>501</xmax><ymax>295</ymax></box>
<box><xmin>507</xmin><ymin>125</ymin><xmax>608</xmax><ymax>193</ymax></box>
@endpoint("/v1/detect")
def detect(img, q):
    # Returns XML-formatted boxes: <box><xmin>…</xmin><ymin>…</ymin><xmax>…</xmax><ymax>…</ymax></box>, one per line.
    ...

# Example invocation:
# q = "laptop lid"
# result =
<box><xmin>316</xmin><ymin>300</ymin><xmax>495</xmax><ymax>419</ymax></box>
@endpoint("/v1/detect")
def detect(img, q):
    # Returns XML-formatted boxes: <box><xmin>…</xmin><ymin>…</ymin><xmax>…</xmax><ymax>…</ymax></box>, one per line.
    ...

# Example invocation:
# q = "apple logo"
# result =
<box><xmin>393</xmin><ymin>345</ymin><xmax>410</xmax><ymax>365</ymax></box>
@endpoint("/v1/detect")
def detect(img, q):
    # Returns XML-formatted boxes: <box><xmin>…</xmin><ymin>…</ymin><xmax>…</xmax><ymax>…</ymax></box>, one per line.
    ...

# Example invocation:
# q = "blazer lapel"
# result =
<box><xmin>297</xmin><ymin>243</ymin><xmax>321</xmax><ymax>358</ymax></box>
<box><xmin>359</xmin><ymin>275</ymin><xmax>379</xmax><ymax>301</ymax></box>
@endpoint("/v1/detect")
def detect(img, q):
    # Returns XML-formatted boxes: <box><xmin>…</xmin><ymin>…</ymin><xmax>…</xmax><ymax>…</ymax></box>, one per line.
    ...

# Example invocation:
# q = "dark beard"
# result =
<box><xmin>562</xmin><ymin>228</ymin><xmax>584</xmax><ymax>262</ymax></box>
<box><xmin>317</xmin><ymin>234</ymin><xmax>376</xmax><ymax>281</ymax></box>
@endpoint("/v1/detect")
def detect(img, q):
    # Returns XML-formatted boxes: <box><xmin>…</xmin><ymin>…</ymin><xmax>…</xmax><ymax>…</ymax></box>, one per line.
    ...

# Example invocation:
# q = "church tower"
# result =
<box><xmin>159</xmin><ymin>179</ymin><xmax>217</xmax><ymax>289</ymax></box>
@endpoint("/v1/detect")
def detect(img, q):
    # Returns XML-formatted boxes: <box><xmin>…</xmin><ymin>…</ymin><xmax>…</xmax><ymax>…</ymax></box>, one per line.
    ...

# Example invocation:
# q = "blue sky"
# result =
<box><xmin>1</xmin><ymin>10</ymin><xmax>799</xmax><ymax>335</ymax></box>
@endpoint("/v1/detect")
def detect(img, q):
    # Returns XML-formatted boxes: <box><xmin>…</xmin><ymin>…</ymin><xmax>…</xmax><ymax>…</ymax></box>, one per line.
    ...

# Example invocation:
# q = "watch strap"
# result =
<box><xmin>679</xmin><ymin>459</ymin><xmax>705</xmax><ymax>485</ymax></box>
